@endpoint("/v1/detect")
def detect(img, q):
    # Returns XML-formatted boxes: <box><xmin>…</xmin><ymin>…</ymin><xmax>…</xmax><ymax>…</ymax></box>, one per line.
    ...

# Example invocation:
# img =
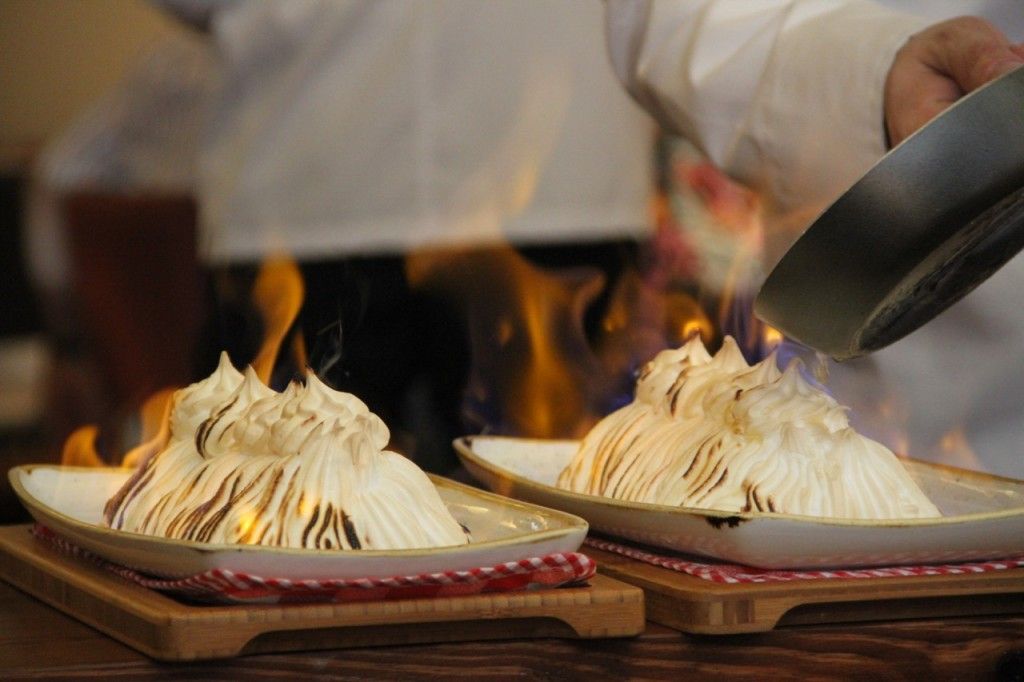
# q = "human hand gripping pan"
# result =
<box><xmin>755</xmin><ymin>66</ymin><xmax>1024</xmax><ymax>359</ymax></box>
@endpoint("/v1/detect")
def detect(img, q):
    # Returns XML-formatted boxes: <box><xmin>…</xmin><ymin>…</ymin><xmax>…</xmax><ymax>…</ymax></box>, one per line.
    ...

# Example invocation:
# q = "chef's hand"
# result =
<box><xmin>884</xmin><ymin>16</ymin><xmax>1024</xmax><ymax>147</ymax></box>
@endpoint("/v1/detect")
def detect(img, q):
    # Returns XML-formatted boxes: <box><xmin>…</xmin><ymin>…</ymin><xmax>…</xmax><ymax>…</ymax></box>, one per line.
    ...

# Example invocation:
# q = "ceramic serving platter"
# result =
<box><xmin>9</xmin><ymin>464</ymin><xmax>588</xmax><ymax>580</ymax></box>
<box><xmin>454</xmin><ymin>436</ymin><xmax>1024</xmax><ymax>569</ymax></box>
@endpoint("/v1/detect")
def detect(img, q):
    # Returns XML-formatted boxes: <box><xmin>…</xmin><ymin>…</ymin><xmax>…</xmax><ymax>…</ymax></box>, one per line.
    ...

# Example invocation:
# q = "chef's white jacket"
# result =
<box><xmin>607</xmin><ymin>0</ymin><xmax>1024</xmax><ymax>477</ymax></box>
<box><xmin>193</xmin><ymin>0</ymin><xmax>1024</xmax><ymax>476</ymax></box>
<box><xmin>196</xmin><ymin>0</ymin><xmax>655</xmax><ymax>263</ymax></box>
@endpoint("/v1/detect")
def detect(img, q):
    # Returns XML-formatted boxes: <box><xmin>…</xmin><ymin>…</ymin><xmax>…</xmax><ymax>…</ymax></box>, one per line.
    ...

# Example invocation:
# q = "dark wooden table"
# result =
<box><xmin>2</xmin><ymin>578</ymin><xmax>1023</xmax><ymax>680</ymax></box>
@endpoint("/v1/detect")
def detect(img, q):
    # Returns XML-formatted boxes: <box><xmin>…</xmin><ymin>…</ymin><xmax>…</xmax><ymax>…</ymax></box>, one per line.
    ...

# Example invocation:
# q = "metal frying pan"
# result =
<box><xmin>754</xmin><ymin>66</ymin><xmax>1024</xmax><ymax>360</ymax></box>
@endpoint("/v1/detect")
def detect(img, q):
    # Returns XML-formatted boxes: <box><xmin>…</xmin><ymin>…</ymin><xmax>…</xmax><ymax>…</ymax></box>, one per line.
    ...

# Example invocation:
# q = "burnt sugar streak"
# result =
<box><xmin>556</xmin><ymin>335</ymin><xmax>941</xmax><ymax>520</ymax></box>
<box><xmin>103</xmin><ymin>353</ymin><xmax>470</xmax><ymax>550</ymax></box>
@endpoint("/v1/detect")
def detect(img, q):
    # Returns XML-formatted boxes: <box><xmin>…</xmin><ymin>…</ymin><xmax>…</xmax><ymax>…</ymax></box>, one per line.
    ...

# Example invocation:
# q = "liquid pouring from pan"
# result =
<box><xmin>754</xmin><ymin>66</ymin><xmax>1024</xmax><ymax>360</ymax></box>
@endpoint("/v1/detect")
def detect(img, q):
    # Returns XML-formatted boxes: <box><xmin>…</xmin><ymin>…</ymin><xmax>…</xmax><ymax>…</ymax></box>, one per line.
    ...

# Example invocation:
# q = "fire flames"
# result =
<box><xmin>58</xmin><ymin>140</ymin><xmax>784</xmax><ymax>467</ymax></box>
<box><xmin>60</xmin><ymin>138</ymin><xmax>979</xmax><ymax>477</ymax></box>
<box><xmin>250</xmin><ymin>256</ymin><xmax>306</xmax><ymax>385</ymax></box>
<box><xmin>60</xmin><ymin>425</ymin><xmax>103</xmax><ymax>468</ymax></box>
<box><xmin>61</xmin><ymin>257</ymin><xmax>305</xmax><ymax>467</ymax></box>
<box><xmin>409</xmin><ymin>246</ymin><xmax>618</xmax><ymax>439</ymax></box>
<box><xmin>937</xmin><ymin>427</ymin><xmax>982</xmax><ymax>471</ymax></box>
<box><xmin>404</xmin><ymin>142</ymin><xmax>776</xmax><ymax>440</ymax></box>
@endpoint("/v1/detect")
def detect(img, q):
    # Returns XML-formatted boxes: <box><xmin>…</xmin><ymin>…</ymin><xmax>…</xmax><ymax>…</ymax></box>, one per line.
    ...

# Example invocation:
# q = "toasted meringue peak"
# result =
<box><xmin>169</xmin><ymin>352</ymin><xmax>244</xmax><ymax>439</ymax></box>
<box><xmin>104</xmin><ymin>362</ymin><xmax>469</xmax><ymax>550</ymax></box>
<box><xmin>194</xmin><ymin>366</ymin><xmax>278</xmax><ymax>459</ymax></box>
<box><xmin>265</xmin><ymin>371</ymin><xmax>390</xmax><ymax>456</ymax></box>
<box><xmin>557</xmin><ymin>336</ymin><xmax>940</xmax><ymax>520</ymax></box>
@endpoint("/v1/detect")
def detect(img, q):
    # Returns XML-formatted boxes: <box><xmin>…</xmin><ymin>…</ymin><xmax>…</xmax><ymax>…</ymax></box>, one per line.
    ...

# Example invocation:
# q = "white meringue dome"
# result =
<box><xmin>104</xmin><ymin>354</ymin><xmax>470</xmax><ymax>549</ymax></box>
<box><xmin>557</xmin><ymin>336</ymin><xmax>941</xmax><ymax>520</ymax></box>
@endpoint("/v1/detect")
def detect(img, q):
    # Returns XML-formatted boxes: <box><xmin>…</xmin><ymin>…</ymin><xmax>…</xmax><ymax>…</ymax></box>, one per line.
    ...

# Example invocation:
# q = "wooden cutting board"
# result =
<box><xmin>0</xmin><ymin>525</ymin><xmax>643</xmax><ymax>661</ymax></box>
<box><xmin>586</xmin><ymin>546</ymin><xmax>1024</xmax><ymax>634</ymax></box>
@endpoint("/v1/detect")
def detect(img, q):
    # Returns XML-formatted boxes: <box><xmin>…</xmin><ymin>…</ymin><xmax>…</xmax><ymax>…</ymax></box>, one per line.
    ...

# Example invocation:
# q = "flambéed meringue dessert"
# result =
<box><xmin>104</xmin><ymin>354</ymin><xmax>470</xmax><ymax>549</ymax></box>
<box><xmin>557</xmin><ymin>336</ymin><xmax>941</xmax><ymax>520</ymax></box>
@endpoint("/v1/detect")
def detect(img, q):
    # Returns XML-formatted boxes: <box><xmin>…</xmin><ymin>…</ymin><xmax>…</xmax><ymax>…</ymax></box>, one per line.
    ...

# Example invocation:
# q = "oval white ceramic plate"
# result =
<box><xmin>454</xmin><ymin>436</ymin><xmax>1024</xmax><ymax>569</ymax></box>
<box><xmin>9</xmin><ymin>464</ymin><xmax>588</xmax><ymax>580</ymax></box>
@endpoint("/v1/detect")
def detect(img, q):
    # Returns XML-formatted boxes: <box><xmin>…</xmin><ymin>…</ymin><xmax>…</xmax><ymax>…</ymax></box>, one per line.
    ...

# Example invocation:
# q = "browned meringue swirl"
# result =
<box><xmin>104</xmin><ymin>354</ymin><xmax>470</xmax><ymax>550</ymax></box>
<box><xmin>557</xmin><ymin>336</ymin><xmax>941</xmax><ymax>520</ymax></box>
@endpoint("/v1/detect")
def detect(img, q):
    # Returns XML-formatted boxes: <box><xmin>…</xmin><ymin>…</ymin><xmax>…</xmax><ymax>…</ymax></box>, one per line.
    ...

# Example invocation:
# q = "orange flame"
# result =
<box><xmin>250</xmin><ymin>255</ymin><xmax>305</xmax><ymax>384</ymax></box>
<box><xmin>761</xmin><ymin>324</ymin><xmax>784</xmax><ymax>350</ymax></box>
<box><xmin>60</xmin><ymin>254</ymin><xmax>308</xmax><ymax>469</ymax></box>
<box><xmin>60</xmin><ymin>391</ymin><xmax>175</xmax><ymax>469</ymax></box>
<box><xmin>409</xmin><ymin>241</ymin><xmax>720</xmax><ymax>439</ymax></box>
<box><xmin>597</xmin><ymin>268</ymin><xmax>712</xmax><ymax>385</ymax></box>
<box><xmin>412</xmin><ymin>246</ymin><xmax>611</xmax><ymax>439</ymax></box>
<box><xmin>937</xmin><ymin>427</ymin><xmax>982</xmax><ymax>471</ymax></box>
<box><xmin>61</xmin><ymin>425</ymin><xmax>104</xmax><ymax>467</ymax></box>
<box><xmin>121</xmin><ymin>389</ymin><xmax>175</xmax><ymax>469</ymax></box>
<box><xmin>514</xmin><ymin>269</ymin><xmax>605</xmax><ymax>438</ymax></box>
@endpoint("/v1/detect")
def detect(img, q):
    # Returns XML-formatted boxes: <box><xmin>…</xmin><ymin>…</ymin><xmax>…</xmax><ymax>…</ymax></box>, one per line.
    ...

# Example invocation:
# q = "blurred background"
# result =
<box><xmin>0</xmin><ymin>0</ymin><xmax>834</xmax><ymax>524</ymax></box>
<box><xmin>9</xmin><ymin>1</ymin><xmax>994</xmax><ymax>527</ymax></box>
<box><xmin>0</xmin><ymin>1</ymin><xmax>195</xmax><ymax>521</ymax></box>
<box><xmin>4</xmin><ymin>2</ymin><xmax>1015</xmax><ymax>528</ymax></box>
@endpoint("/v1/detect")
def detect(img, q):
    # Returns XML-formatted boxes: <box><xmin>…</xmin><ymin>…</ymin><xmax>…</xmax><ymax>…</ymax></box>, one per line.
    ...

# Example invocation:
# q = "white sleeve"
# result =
<box><xmin>606</xmin><ymin>0</ymin><xmax>928</xmax><ymax>233</ymax></box>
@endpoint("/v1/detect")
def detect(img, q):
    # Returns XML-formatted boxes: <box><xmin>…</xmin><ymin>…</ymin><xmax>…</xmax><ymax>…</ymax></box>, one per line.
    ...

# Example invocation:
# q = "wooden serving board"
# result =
<box><xmin>0</xmin><ymin>525</ymin><xmax>644</xmax><ymax>661</ymax></box>
<box><xmin>586</xmin><ymin>546</ymin><xmax>1024</xmax><ymax>635</ymax></box>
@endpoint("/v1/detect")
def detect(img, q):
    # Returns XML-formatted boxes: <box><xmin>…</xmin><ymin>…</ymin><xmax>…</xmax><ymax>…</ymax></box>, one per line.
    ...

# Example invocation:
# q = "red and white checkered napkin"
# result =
<box><xmin>31</xmin><ymin>525</ymin><xmax>595</xmax><ymax>605</ymax></box>
<box><xmin>583</xmin><ymin>536</ymin><xmax>1024</xmax><ymax>585</ymax></box>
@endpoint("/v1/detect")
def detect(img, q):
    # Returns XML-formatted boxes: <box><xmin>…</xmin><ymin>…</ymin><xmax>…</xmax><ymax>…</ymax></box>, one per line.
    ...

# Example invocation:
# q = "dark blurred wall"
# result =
<box><xmin>0</xmin><ymin>173</ymin><xmax>41</xmax><ymax>337</ymax></box>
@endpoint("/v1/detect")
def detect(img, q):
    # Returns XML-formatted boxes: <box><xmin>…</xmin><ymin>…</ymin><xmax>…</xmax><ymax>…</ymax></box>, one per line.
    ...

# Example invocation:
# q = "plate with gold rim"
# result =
<box><xmin>454</xmin><ymin>435</ymin><xmax>1024</xmax><ymax>569</ymax></box>
<box><xmin>9</xmin><ymin>464</ymin><xmax>588</xmax><ymax>580</ymax></box>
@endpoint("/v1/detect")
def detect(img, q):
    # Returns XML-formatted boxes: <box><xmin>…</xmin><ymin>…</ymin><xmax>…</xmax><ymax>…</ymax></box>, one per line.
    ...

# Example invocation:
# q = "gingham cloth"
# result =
<box><xmin>583</xmin><ymin>536</ymin><xmax>1024</xmax><ymax>585</ymax></box>
<box><xmin>31</xmin><ymin>525</ymin><xmax>595</xmax><ymax>604</ymax></box>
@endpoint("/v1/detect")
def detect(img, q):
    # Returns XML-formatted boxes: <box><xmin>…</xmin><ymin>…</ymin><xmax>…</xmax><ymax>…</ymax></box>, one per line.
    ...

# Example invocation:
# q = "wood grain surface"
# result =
<box><xmin>0</xmin><ymin>525</ymin><xmax>644</xmax><ymax>660</ymax></box>
<box><xmin>2</xmin><ymin>525</ymin><xmax>1024</xmax><ymax>679</ymax></box>
<box><xmin>587</xmin><ymin>546</ymin><xmax>1024</xmax><ymax>634</ymax></box>
<box><xmin>3</xmin><ymin>578</ymin><xmax>1024</xmax><ymax>680</ymax></box>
